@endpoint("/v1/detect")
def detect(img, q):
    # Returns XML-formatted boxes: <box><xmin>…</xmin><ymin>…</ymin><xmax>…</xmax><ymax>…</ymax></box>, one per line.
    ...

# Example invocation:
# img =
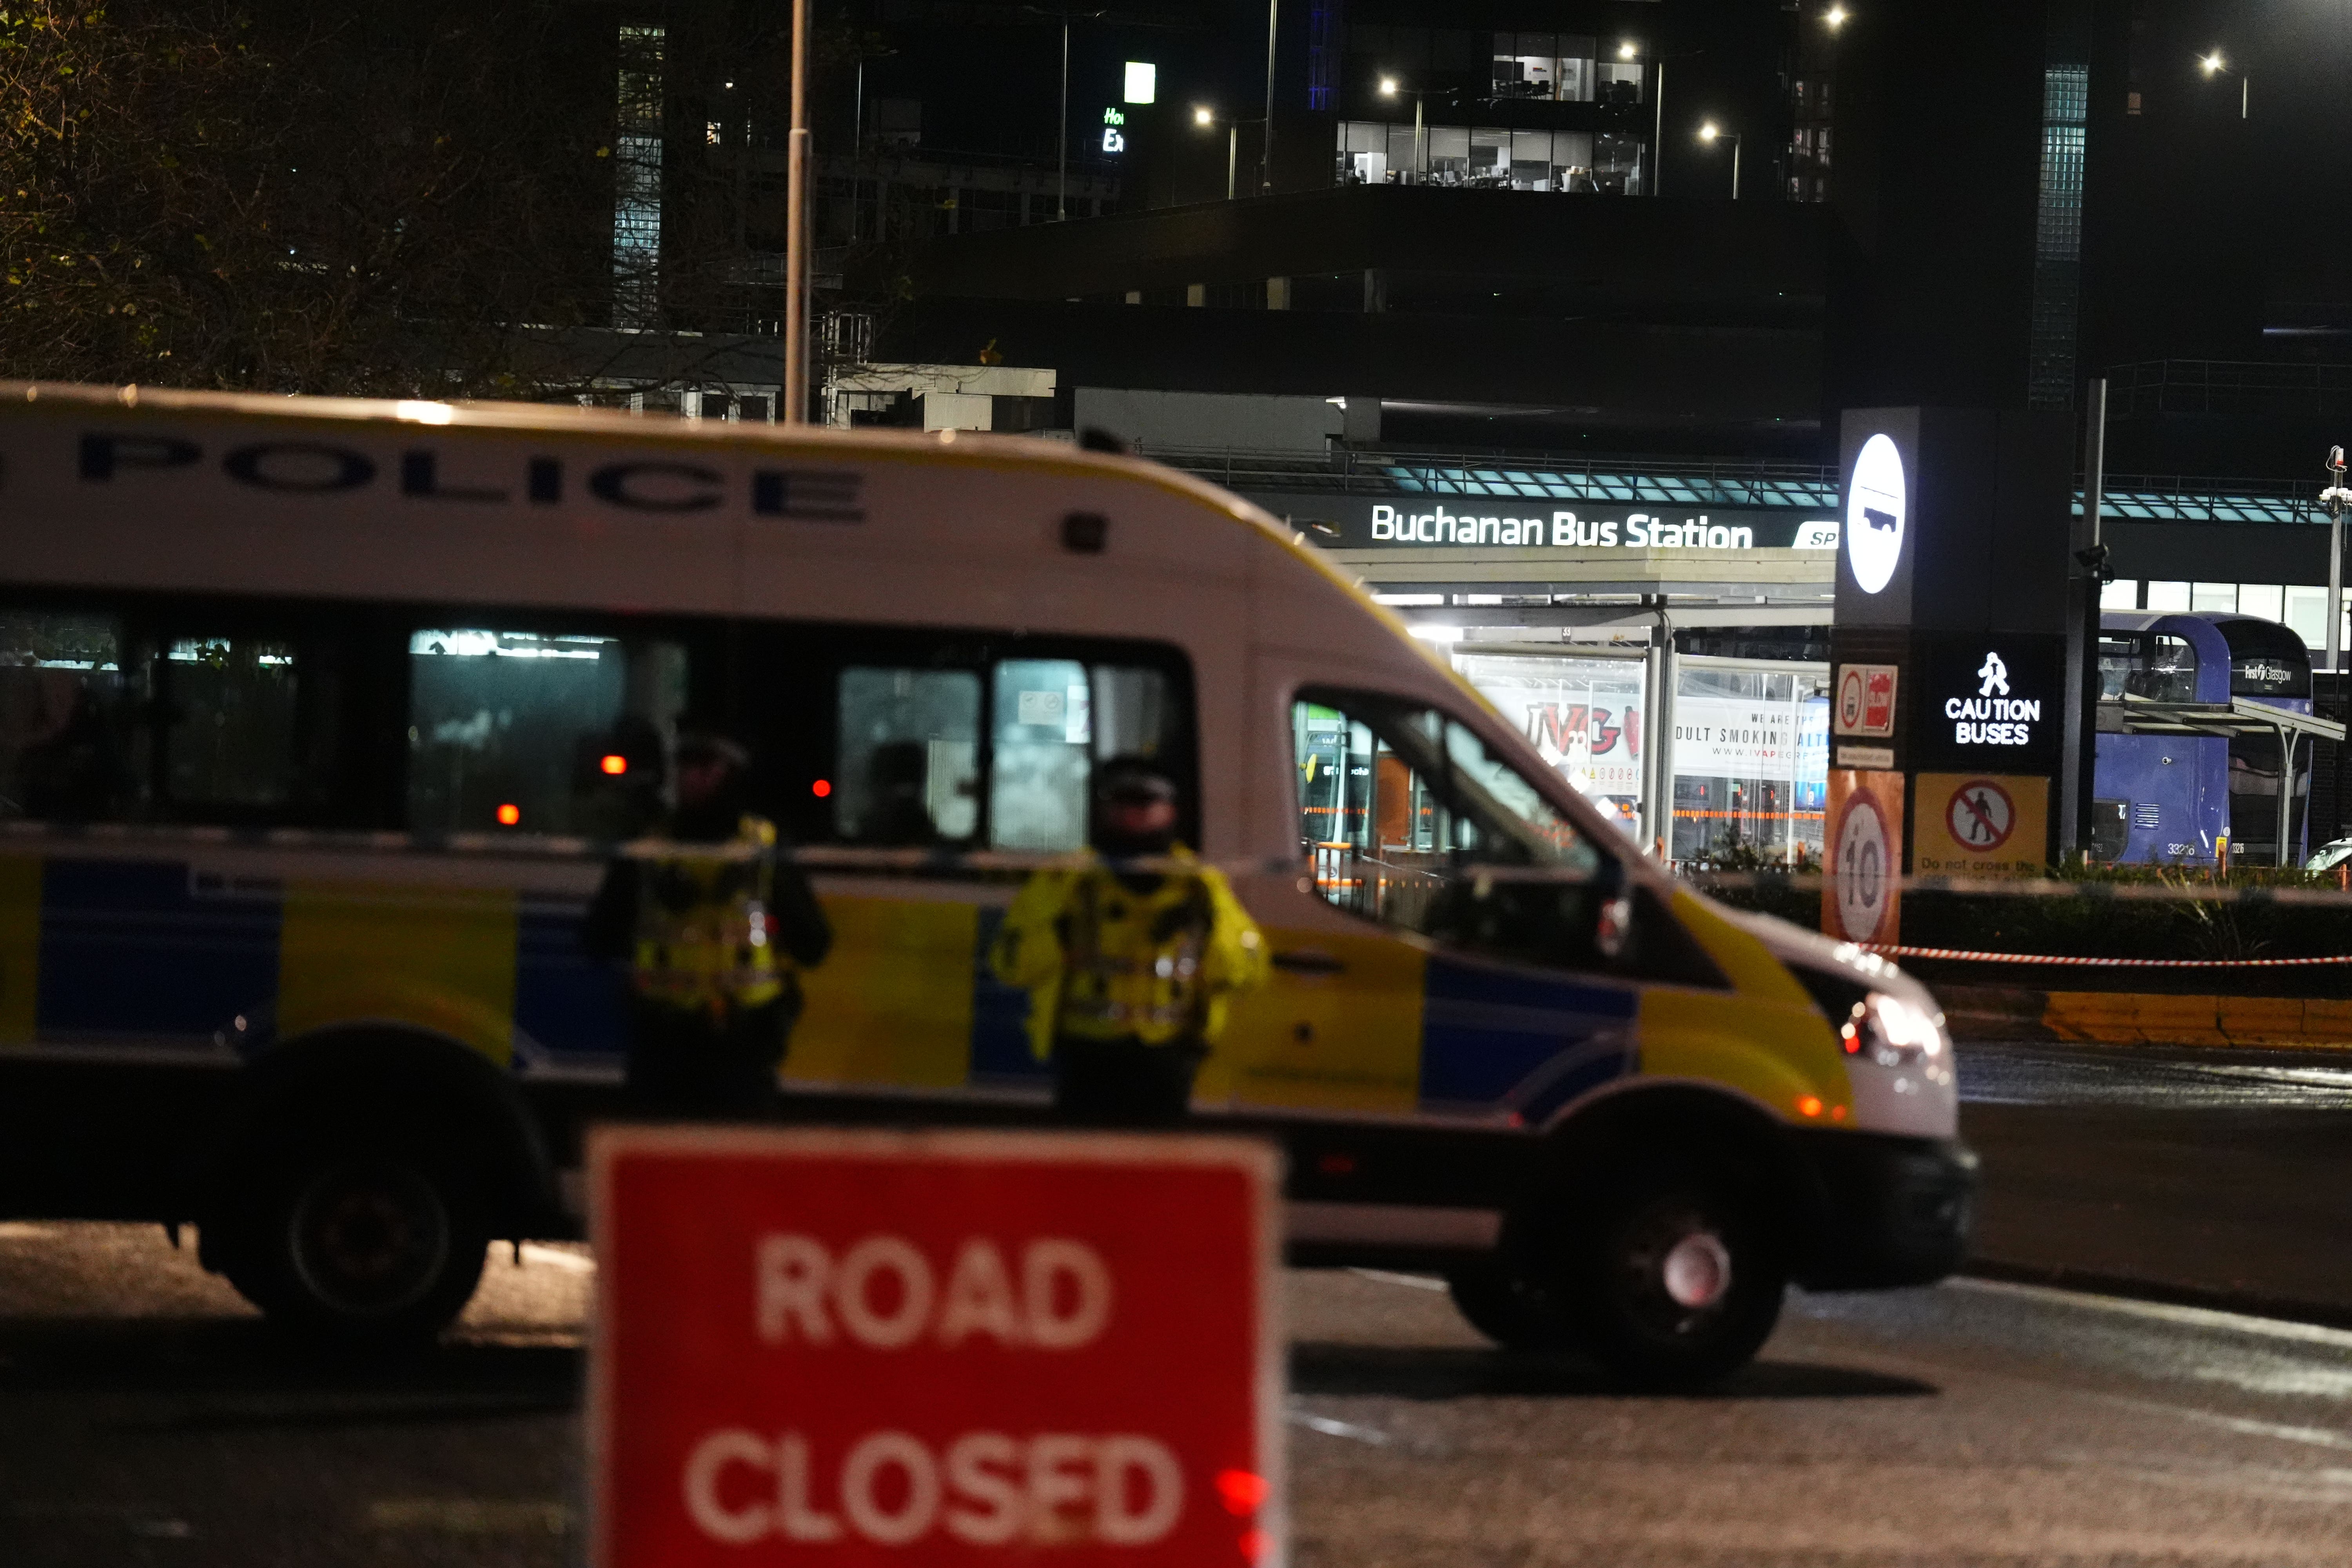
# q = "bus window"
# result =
<box><xmin>160</xmin><ymin>636</ymin><xmax>306</xmax><ymax>808</ymax></box>
<box><xmin>836</xmin><ymin>668</ymin><xmax>981</xmax><ymax>845</ymax></box>
<box><xmin>986</xmin><ymin>660</ymin><xmax>1178</xmax><ymax>853</ymax></box>
<box><xmin>2144</xmin><ymin>635</ymin><xmax>2199</xmax><ymax>701</ymax></box>
<box><xmin>2102</xmin><ymin>634</ymin><xmax>2198</xmax><ymax>703</ymax></box>
<box><xmin>407</xmin><ymin>629</ymin><xmax>684</xmax><ymax>836</ymax></box>
<box><xmin>0</xmin><ymin>612</ymin><xmax>133</xmax><ymax>822</ymax></box>
<box><xmin>1295</xmin><ymin>695</ymin><xmax>1604</xmax><ymax>971</ymax></box>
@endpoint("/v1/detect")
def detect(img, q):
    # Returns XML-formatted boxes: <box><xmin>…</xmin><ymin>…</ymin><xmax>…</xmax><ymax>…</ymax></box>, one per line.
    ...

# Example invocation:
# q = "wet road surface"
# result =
<box><xmin>1961</xmin><ymin>1040</ymin><xmax>2352</xmax><ymax>1319</ymax></box>
<box><xmin>10</xmin><ymin>1214</ymin><xmax>2352</xmax><ymax>1565</ymax></box>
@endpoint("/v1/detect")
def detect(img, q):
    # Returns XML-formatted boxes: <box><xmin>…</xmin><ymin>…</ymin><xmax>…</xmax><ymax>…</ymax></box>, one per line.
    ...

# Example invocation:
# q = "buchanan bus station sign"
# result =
<box><xmin>1263</xmin><ymin>497</ymin><xmax>1839</xmax><ymax>553</ymax></box>
<box><xmin>589</xmin><ymin>1127</ymin><xmax>1282</xmax><ymax>1568</ymax></box>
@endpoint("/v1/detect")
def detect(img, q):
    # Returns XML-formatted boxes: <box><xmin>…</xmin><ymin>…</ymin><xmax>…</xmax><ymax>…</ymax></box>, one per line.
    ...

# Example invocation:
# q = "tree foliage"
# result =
<box><xmin>0</xmin><ymin>0</ymin><xmax>614</xmax><ymax>395</ymax></box>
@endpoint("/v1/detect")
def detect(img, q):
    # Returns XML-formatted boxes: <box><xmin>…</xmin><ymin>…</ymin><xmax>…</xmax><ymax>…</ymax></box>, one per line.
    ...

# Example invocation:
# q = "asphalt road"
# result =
<box><xmin>8</xmin><ymin>1041</ymin><xmax>2352</xmax><ymax>1566</ymax></box>
<box><xmin>1960</xmin><ymin>1040</ymin><xmax>2352</xmax><ymax>1320</ymax></box>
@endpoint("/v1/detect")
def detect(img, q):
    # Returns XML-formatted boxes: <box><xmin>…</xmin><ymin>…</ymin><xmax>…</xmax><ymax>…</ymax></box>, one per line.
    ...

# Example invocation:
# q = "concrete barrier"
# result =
<box><xmin>1936</xmin><ymin>986</ymin><xmax>2352</xmax><ymax>1048</ymax></box>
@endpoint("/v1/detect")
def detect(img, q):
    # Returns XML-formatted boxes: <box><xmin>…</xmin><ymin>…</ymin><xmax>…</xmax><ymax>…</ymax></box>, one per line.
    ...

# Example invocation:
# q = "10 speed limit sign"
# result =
<box><xmin>1828</xmin><ymin>782</ymin><xmax>1900</xmax><ymax>944</ymax></box>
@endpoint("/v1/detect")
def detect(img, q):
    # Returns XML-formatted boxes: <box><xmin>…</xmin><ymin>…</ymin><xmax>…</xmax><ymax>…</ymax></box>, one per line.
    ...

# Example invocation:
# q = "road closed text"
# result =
<box><xmin>684</xmin><ymin>1429</ymin><xmax>1186</xmax><ymax>1548</ymax></box>
<box><xmin>675</xmin><ymin>1232</ymin><xmax>1192</xmax><ymax>1550</ymax></box>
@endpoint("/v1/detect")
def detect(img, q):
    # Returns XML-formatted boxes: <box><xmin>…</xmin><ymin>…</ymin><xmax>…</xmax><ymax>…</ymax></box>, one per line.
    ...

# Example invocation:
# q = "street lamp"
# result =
<box><xmin>1619</xmin><ymin>42</ymin><xmax>1667</xmax><ymax>196</ymax></box>
<box><xmin>1376</xmin><ymin>74</ymin><xmax>1448</xmax><ymax>184</ymax></box>
<box><xmin>1193</xmin><ymin>105</ymin><xmax>1257</xmax><ymax>200</ymax></box>
<box><xmin>2200</xmin><ymin>49</ymin><xmax>2248</xmax><ymax>118</ymax></box>
<box><xmin>1698</xmin><ymin>120</ymin><xmax>1741</xmax><ymax>198</ymax></box>
<box><xmin>1822</xmin><ymin>4</ymin><xmax>1848</xmax><ymax>27</ymax></box>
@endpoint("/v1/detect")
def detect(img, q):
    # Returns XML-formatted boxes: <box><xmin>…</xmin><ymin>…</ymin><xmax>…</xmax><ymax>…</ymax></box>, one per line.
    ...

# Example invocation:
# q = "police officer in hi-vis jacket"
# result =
<box><xmin>991</xmin><ymin>757</ymin><xmax>1267</xmax><ymax>1125</ymax></box>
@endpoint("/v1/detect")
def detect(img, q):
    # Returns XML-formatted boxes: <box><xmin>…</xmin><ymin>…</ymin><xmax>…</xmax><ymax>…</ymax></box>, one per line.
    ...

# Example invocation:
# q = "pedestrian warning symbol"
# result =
<box><xmin>1944</xmin><ymin>779</ymin><xmax>2014</xmax><ymax>850</ymax></box>
<box><xmin>1914</xmin><ymin>772</ymin><xmax>2047</xmax><ymax>878</ymax></box>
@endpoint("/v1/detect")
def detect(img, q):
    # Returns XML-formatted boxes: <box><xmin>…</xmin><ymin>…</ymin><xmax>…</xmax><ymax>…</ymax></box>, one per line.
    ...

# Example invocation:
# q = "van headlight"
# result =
<box><xmin>1838</xmin><ymin>992</ymin><xmax>1946</xmax><ymax>1069</ymax></box>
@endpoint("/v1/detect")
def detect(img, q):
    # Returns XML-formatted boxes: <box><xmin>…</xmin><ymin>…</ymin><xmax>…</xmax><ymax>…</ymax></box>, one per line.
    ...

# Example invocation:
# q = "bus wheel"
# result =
<box><xmin>1559</xmin><ymin>1157</ymin><xmax>1785</xmax><ymax>1390</ymax></box>
<box><xmin>236</xmin><ymin>1145</ymin><xmax>489</xmax><ymax>1347</ymax></box>
<box><xmin>1445</xmin><ymin>1261</ymin><xmax>1576</xmax><ymax>1351</ymax></box>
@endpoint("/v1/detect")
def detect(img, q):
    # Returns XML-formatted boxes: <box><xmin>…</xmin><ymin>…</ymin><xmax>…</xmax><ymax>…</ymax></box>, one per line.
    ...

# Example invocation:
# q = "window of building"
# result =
<box><xmin>1293</xmin><ymin>693</ymin><xmax>1605</xmax><ymax>971</ymax></box>
<box><xmin>407</xmin><ymin>628</ymin><xmax>686</xmax><ymax>837</ymax></box>
<box><xmin>1337</xmin><ymin>121</ymin><xmax>1625</xmax><ymax>192</ymax></box>
<box><xmin>2191</xmin><ymin>582</ymin><xmax>2238</xmax><ymax>613</ymax></box>
<box><xmin>1595</xmin><ymin>61</ymin><xmax>1643</xmax><ymax>105</ymax></box>
<box><xmin>2236</xmin><ymin>583</ymin><xmax>2285</xmax><ymax>623</ymax></box>
<box><xmin>2100</xmin><ymin>578</ymin><xmax>2140</xmax><ymax>610</ymax></box>
<box><xmin>2145</xmin><ymin>580</ymin><xmax>2191</xmax><ymax>612</ymax></box>
<box><xmin>2285</xmin><ymin>585</ymin><xmax>2331</xmax><ymax>650</ymax></box>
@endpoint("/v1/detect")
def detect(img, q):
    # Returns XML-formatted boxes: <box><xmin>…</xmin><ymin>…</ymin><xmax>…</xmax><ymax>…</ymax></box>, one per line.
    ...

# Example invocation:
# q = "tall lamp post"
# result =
<box><xmin>1194</xmin><ymin>106</ymin><xmax>1265</xmax><ymax>199</ymax></box>
<box><xmin>2200</xmin><ymin>49</ymin><xmax>2248</xmax><ymax>118</ymax></box>
<box><xmin>1377</xmin><ymin>76</ymin><xmax>1454</xmax><ymax>183</ymax></box>
<box><xmin>783</xmin><ymin>0</ymin><xmax>810</xmax><ymax>421</ymax></box>
<box><xmin>2323</xmin><ymin>445</ymin><xmax>2351</xmax><ymax>673</ymax></box>
<box><xmin>1698</xmin><ymin>120</ymin><xmax>1741</xmax><ymax>198</ymax></box>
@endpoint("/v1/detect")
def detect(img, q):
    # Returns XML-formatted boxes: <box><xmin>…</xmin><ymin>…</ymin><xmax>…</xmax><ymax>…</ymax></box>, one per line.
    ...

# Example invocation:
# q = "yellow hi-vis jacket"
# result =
<box><xmin>631</xmin><ymin>815</ymin><xmax>789</xmax><ymax>1015</ymax></box>
<box><xmin>989</xmin><ymin>847</ymin><xmax>1269</xmax><ymax>1062</ymax></box>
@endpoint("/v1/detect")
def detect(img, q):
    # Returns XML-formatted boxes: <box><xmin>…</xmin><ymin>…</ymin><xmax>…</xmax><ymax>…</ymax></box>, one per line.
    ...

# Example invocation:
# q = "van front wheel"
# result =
<box><xmin>1557</xmin><ymin>1157</ymin><xmax>1785</xmax><ymax>1390</ymax></box>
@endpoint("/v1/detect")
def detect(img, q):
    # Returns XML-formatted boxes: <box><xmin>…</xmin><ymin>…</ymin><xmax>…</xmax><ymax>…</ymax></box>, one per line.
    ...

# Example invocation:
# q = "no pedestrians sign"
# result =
<box><xmin>588</xmin><ymin>1127</ymin><xmax>1282</xmax><ymax>1567</ymax></box>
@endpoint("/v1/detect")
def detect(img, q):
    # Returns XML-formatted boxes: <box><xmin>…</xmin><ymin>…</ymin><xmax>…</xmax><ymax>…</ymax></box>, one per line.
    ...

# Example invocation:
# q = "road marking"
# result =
<box><xmin>1950</xmin><ymin>1276</ymin><xmax>2352</xmax><ymax>1353</ymax></box>
<box><xmin>516</xmin><ymin>1244</ymin><xmax>595</xmax><ymax>1274</ymax></box>
<box><xmin>1287</xmin><ymin>1408</ymin><xmax>1394</xmax><ymax>1446</ymax></box>
<box><xmin>365</xmin><ymin>1499</ymin><xmax>571</xmax><ymax>1534</ymax></box>
<box><xmin>0</xmin><ymin>1223</ymin><xmax>49</xmax><ymax>1240</ymax></box>
<box><xmin>1349</xmin><ymin>1267</ymin><xmax>1446</xmax><ymax>1292</ymax></box>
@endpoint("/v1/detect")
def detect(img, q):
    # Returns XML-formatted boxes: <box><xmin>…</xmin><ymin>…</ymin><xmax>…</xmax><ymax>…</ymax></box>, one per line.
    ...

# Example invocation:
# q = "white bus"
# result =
<box><xmin>0</xmin><ymin>383</ymin><xmax>1969</xmax><ymax>1386</ymax></box>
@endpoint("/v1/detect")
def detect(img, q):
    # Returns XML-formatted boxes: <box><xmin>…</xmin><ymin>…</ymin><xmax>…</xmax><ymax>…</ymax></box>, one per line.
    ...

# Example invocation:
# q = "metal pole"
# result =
<box><xmin>1730</xmin><ymin>133</ymin><xmax>1740</xmax><ymax>198</ymax></box>
<box><xmin>2278</xmin><ymin>726</ymin><xmax>2298</xmax><ymax>867</ymax></box>
<box><xmin>2076</xmin><ymin>377</ymin><xmax>2109</xmax><ymax>855</ymax></box>
<box><xmin>1413</xmin><ymin>94</ymin><xmax>1424</xmax><ymax>183</ymax></box>
<box><xmin>1057</xmin><ymin>20</ymin><xmax>1069</xmax><ymax>220</ymax></box>
<box><xmin>783</xmin><ymin>0</ymin><xmax>810</xmax><ymax>423</ymax></box>
<box><xmin>1227</xmin><ymin>124</ymin><xmax>1238</xmax><ymax>199</ymax></box>
<box><xmin>2327</xmin><ymin>446</ymin><xmax>2344</xmax><ymax>672</ymax></box>
<box><xmin>1262</xmin><ymin>0</ymin><xmax>1278</xmax><ymax>191</ymax></box>
<box><xmin>1653</xmin><ymin>61</ymin><xmax>1664</xmax><ymax>196</ymax></box>
<box><xmin>850</xmin><ymin>59</ymin><xmax>864</xmax><ymax>244</ymax></box>
<box><xmin>2242</xmin><ymin>74</ymin><xmax>2249</xmax><ymax>119</ymax></box>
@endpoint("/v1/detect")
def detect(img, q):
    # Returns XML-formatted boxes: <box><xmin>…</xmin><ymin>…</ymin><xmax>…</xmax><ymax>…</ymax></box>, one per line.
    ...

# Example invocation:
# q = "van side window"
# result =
<box><xmin>407</xmin><ymin>629</ymin><xmax>685</xmax><ymax>837</ymax></box>
<box><xmin>989</xmin><ymin>660</ymin><xmax>1177</xmax><ymax>852</ymax></box>
<box><xmin>1295</xmin><ymin>694</ymin><xmax>1608</xmax><ymax>971</ymax></box>
<box><xmin>0</xmin><ymin>612</ymin><xmax>134</xmax><ymax>822</ymax></box>
<box><xmin>835</xmin><ymin>668</ymin><xmax>981</xmax><ymax>844</ymax></box>
<box><xmin>160</xmin><ymin>636</ymin><xmax>311</xmax><ymax>809</ymax></box>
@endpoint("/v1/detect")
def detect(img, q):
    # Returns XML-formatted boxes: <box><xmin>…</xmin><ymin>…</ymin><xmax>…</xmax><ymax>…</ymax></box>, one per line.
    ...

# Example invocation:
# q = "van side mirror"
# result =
<box><xmin>1592</xmin><ymin>855</ymin><xmax>1634</xmax><ymax>961</ymax></box>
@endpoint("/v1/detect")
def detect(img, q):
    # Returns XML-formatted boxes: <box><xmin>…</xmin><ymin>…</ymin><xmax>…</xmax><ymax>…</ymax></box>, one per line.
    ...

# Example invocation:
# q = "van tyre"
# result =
<box><xmin>1446</xmin><ymin>1261</ymin><xmax>1576</xmax><ymax>1351</ymax></box>
<box><xmin>227</xmin><ymin>1142</ymin><xmax>490</xmax><ymax>1348</ymax></box>
<box><xmin>1557</xmin><ymin>1155</ymin><xmax>1785</xmax><ymax>1390</ymax></box>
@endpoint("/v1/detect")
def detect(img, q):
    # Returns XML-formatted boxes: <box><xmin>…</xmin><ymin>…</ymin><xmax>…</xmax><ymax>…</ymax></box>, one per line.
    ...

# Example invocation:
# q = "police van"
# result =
<box><xmin>0</xmin><ymin>384</ymin><xmax>1971</xmax><ymax>1386</ymax></box>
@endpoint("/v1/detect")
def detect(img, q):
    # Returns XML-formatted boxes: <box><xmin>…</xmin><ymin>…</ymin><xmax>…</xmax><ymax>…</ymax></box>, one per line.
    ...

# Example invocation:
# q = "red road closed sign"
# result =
<box><xmin>588</xmin><ymin>1128</ymin><xmax>1282</xmax><ymax>1568</ymax></box>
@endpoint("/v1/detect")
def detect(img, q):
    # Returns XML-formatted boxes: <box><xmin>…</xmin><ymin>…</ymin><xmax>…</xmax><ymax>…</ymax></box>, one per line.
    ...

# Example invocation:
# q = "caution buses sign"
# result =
<box><xmin>589</xmin><ymin>1128</ymin><xmax>1282</xmax><ymax>1568</ymax></box>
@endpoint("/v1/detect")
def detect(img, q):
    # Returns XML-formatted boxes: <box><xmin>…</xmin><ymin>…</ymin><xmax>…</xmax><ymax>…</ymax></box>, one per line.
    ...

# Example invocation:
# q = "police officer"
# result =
<box><xmin>584</xmin><ymin>732</ymin><xmax>831</xmax><ymax>1114</ymax></box>
<box><xmin>990</xmin><ymin>758</ymin><xmax>1267</xmax><ymax>1125</ymax></box>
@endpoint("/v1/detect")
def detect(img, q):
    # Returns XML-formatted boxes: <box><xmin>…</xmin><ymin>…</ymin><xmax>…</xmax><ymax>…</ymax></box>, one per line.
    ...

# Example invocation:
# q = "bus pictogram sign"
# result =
<box><xmin>1944</xmin><ymin>778</ymin><xmax>2014</xmax><ymax>851</ymax></box>
<box><xmin>588</xmin><ymin>1127</ymin><xmax>1283</xmax><ymax>1568</ymax></box>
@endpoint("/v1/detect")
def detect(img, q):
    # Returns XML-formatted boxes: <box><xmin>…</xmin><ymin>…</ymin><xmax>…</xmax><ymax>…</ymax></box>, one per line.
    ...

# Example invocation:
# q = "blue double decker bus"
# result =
<box><xmin>2093</xmin><ymin>612</ymin><xmax>2316</xmax><ymax>865</ymax></box>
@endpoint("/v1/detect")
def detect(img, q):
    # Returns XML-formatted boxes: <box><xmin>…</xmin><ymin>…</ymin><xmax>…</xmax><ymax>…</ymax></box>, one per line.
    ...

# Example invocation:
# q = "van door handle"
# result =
<box><xmin>1272</xmin><ymin>949</ymin><xmax>1347</xmax><ymax>975</ymax></box>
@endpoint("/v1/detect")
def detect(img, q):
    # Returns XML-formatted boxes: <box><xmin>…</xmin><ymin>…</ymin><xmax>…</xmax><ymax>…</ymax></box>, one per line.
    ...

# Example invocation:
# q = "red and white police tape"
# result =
<box><xmin>1859</xmin><ymin>945</ymin><xmax>2352</xmax><ymax>967</ymax></box>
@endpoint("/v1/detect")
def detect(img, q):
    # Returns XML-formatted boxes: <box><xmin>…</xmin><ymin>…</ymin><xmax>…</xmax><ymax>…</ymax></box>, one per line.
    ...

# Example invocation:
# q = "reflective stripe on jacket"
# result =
<box><xmin>989</xmin><ymin>848</ymin><xmax>1269</xmax><ymax>1061</ymax></box>
<box><xmin>631</xmin><ymin>815</ymin><xmax>788</xmax><ymax>1014</ymax></box>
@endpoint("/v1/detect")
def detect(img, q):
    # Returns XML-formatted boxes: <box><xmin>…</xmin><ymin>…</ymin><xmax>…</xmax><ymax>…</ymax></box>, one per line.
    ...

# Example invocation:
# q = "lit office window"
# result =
<box><xmin>2099</xmin><ymin>579</ymin><xmax>2139</xmax><ymax>610</ymax></box>
<box><xmin>2237</xmin><ymin>583</ymin><xmax>2284</xmax><ymax>623</ymax></box>
<box><xmin>2191</xmin><ymin>582</ymin><xmax>2238</xmax><ymax>613</ymax></box>
<box><xmin>2145</xmin><ymin>581</ymin><xmax>2191</xmax><ymax>612</ymax></box>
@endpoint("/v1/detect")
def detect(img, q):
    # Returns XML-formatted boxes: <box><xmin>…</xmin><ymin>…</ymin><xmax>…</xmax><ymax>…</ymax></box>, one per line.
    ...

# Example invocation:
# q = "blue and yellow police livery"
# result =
<box><xmin>0</xmin><ymin>384</ymin><xmax>1971</xmax><ymax>1384</ymax></box>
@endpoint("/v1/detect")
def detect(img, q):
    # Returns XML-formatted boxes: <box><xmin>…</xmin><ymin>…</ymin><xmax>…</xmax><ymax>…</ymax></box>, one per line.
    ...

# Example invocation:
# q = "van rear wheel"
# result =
<box><xmin>1557</xmin><ymin>1156</ymin><xmax>1785</xmax><ymax>1390</ymax></box>
<box><xmin>227</xmin><ymin>1143</ymin><xmax>490</xmax><ymax>1348</ymax></box>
